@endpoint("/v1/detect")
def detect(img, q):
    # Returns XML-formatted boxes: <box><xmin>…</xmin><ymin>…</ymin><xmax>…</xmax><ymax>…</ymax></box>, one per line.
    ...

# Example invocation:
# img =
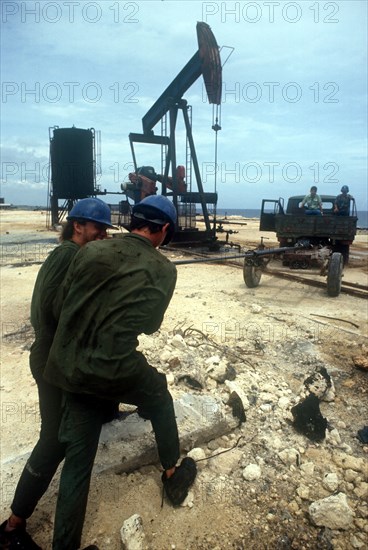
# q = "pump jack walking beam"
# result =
<box><xmin>142</xmin><ymin>23</ymin><xmax>222</xmax><ymax>135</ymax></box>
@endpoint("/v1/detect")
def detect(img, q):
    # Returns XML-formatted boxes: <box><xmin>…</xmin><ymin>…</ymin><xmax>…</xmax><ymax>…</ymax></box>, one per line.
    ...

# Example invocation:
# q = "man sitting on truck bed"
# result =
<box><xmin>334</xmin><ymin>185</ymin><xmax>352</xmax><ymax>216</ymax></box>
<box><xmin>301</xmin><ymin>186</ymin><xmax>323</xmax><ymax>215</ymax></box>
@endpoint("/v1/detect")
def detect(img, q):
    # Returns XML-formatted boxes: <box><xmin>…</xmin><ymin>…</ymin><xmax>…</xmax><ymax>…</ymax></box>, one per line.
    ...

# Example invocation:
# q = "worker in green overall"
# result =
<box><xmin>43</xmin><ymin>195</ymin><xmax>196</xmax><ymax>550</ymax></box>
<box><xmin>334</xmin><ymin>185</ymin><xmax>353</xmax><ymax>216</ymax></box>
<box><xmin>0</xmin><ymin>198</ymin><xmax>115</xmax><ymax>550</ymax></box>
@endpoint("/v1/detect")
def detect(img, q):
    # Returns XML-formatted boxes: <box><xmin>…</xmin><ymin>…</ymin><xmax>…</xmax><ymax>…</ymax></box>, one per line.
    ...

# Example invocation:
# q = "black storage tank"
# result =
<box><xmin>50</xmin><ymin>127</ymin><xmax>95</xmax><ymax>199</ymax></box>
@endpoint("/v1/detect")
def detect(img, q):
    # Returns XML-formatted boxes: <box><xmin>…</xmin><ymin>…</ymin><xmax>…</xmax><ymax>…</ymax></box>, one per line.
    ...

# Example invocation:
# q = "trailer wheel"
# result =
<box><xmin>327</xmin><ymin>252</ymin><xmax>343</xmax><ymax>297</ymax></box>
<box><xmin>243</xmin><ymin>263</ymin><xmax>262</xmax><ymax>288</ymax></box>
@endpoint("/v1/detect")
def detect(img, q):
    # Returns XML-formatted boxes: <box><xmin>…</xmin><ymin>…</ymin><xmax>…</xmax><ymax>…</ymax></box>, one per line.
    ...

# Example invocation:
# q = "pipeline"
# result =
<box><xmin>172</xmin><ymin>245</ymin><xmax>302</xmax><ymax>266</ymax></box>
<box><xmin>173</xmin><ymin>253</ymin><xmax>245</xmax><ymax>265</ymax></box>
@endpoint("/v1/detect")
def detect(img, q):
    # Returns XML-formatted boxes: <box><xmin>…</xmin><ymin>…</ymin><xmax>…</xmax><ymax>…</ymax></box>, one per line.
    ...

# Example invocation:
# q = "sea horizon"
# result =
<box><xmin>3</xmin><ymin>204</ymin><xmax>368</xmax><ymax>229</ymax></box>
<box><xmin>215</xmin><ymin>208</ymin><xmax>368</xmax><ymax>229</ymax></box>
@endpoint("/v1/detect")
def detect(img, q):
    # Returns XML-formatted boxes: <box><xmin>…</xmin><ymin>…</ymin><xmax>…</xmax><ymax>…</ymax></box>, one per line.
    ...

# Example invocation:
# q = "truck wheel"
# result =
<box><xmin>243</xmin><ymin>263</ymin><xmax>262</xmax><ymax>288</ymax></box>
<box><xmin>327</xmin><ymin>252</ymin><xmax>343</xmax><ymax>297</ymax></box>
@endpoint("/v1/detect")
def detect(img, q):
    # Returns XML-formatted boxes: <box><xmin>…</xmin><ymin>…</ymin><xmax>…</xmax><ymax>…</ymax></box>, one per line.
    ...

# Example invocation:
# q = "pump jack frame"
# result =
<box><xmin>120</xmin><ymin>22</ymin><xmax>223</xmax><ymax>247</ymax></box>
<box><xmin>128</xmin><ymin>100</ymin><xmax>218</xmax><ymax>245</ymax></box>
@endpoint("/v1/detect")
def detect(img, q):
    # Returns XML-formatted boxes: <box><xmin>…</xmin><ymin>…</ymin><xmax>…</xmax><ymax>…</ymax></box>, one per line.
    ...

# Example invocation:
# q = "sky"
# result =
<box><xmin>1</xmin><ymin>0</ymin><xmax>367</xmax><ymax>210</ymax></box>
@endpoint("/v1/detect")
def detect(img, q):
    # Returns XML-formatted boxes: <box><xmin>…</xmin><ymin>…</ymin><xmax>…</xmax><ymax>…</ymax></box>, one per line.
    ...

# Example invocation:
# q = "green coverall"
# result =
<box><xmin>11</xmin><ymin>240</ymin><xmax>79</xmax><ymax>519</ymax></box>
<box><xmin>44</xmin><ymin>233</ymin><xmax>180</xmax><ymax>550</ymax></box>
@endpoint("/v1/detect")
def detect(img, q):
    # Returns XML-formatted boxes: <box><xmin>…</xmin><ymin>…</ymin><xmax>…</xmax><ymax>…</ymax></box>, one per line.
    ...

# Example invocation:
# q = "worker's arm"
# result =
<box><xmin>51</xmin><ymin>246</ymin><xmax>84</xmax><ymax>322</ymax></box>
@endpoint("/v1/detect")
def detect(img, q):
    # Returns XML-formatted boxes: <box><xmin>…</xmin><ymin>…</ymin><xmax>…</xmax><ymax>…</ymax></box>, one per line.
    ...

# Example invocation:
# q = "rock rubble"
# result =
<box><xmin>132</xmin><ymin>326</ymin><xmax>368</xmax><ymax>548</ymax></box>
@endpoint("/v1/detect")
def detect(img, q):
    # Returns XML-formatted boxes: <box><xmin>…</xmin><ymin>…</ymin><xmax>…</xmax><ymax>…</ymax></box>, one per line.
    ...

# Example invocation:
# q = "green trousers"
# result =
<box><xmin>10</xmin><ymin>377</ymin><xmax>119</xmax><ymax>522</ymax></box>
<box><xmin>11</xmin><ymin>377</ymin><xmax>65</xmax><ymax>518</ymax></box>
<box><xmin>52</xmin><ymin>372</ymin><xmax>180</xmax><ymax>550</ymax></box>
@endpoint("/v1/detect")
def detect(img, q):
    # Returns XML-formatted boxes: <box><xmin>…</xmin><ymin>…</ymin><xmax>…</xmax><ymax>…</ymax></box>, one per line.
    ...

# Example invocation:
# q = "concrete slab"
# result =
<box><xmin>96</xmin><ymin>393</ymin><xmax>239</xmax><ymax>473</ymax></box>
<box><xmin>0</xmin><ymin>393</ymin><xmax>240</xmax><ymax>493</ymax></box>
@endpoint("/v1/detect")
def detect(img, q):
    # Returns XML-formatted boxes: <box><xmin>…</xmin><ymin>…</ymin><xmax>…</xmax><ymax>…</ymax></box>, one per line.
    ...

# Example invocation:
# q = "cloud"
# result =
<box><xmin>1</xmin><ymin>0</ymin><xmax>367</xmax><ymax>209</ymax></box>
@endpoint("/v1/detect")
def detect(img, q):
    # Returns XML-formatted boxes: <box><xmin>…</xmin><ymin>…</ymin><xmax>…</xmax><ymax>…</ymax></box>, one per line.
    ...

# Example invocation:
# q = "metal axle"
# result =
<box><xmin>172</xmin><ymin>245</ymin><xmax>303</xmax><ymax>266</ymax></box>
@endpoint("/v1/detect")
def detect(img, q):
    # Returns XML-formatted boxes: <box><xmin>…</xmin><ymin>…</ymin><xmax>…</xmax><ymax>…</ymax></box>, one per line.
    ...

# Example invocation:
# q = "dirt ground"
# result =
<box><xmin>0</xmin><ymin>209</ymin><xmax>367</xmax><ymax>550</ymax></box>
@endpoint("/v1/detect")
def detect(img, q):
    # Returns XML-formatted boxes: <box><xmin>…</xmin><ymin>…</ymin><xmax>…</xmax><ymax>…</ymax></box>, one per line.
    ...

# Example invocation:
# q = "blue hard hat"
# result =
<box><xmin>67</xmin><ymin>198</ymin><xmax>114</xmax><ymax>227</ymax></box>
<box><xmin>341</xmin><ymin>185</ymin><xmax>349</xmax><ymax>193</ymax></box>
<box><xmin>132</xmin><ymin>195</ymin><xmax>177</xmax><ymax>245</ymax></box>
<box><xmin>132</xmin><ymin>195</ymin><xmax>177</xmax><ymax>225</ymax></box>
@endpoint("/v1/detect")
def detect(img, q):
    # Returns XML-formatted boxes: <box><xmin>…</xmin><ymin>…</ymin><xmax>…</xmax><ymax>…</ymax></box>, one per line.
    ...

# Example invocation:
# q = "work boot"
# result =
<box><xmin>162</xmin><ymin>457</ymin><xmax>197</xmax><ymax>506</ymax></box>
<box><xmin>0</xmin><ymin>519</ymin><xmax>42</xmax><ymax>549</ymax></box>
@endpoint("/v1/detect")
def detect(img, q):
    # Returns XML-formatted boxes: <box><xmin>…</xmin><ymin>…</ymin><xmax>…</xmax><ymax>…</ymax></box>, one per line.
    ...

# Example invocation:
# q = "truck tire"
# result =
<box><xmin>327</xmin><ymin>252</ymin><xmax>343</xmax><ymax>297</ymax></box>
<box><xmin>243</xmin><ymin>262</ymin><xmax>262</xmax><ymax>288</ymax></box>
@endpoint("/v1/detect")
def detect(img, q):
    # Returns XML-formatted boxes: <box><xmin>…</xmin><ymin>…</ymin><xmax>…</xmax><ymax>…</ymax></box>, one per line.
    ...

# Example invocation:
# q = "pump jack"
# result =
<box><xmin>121</xmin><ymin>22</ymin><xmax>223</xmax><ymax>246</ymax></box>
